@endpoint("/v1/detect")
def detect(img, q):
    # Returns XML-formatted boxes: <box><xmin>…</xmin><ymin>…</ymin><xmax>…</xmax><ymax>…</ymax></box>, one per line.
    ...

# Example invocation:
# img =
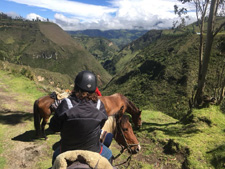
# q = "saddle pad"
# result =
<box><xmin>52</xmin><ymin>150</ymin><xmax>113</xmax><ymax>169</ymax></box>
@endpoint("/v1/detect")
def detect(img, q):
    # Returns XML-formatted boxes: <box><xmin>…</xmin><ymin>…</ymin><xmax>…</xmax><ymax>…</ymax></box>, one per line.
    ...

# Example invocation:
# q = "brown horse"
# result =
<box><xmin>33</xmin><ymin>95</ymin><xmax>55</xmax><ymax>139</ymax></box>
<box><xmin>33</xmin><ymin>93</ymin><xmax>142</xmax><ymax>139</ymax></box>
<box><xmin>102</xmin><ymin>106</ymin><xmax>141</xmax><ymax>154</ymax></box>
<box><xmin>99</xmin><ymin>93</ymin><xmax>142</xmax><ymax>129</ymax></box>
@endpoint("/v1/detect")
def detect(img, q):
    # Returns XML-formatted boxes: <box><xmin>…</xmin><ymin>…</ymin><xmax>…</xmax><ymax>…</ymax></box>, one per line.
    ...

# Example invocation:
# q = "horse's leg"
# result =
<box><xmin>41</xmin><ymin>117</ymin><xmax>49</xmax><ymax>140</ymax></box>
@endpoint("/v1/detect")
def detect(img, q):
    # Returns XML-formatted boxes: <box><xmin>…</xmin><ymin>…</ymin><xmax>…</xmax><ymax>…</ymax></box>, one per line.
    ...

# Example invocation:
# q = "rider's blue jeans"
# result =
<box><xmin>100</xmin><ymin>144</ymin><xmax>113</xmax><ymax>160</ymax></box>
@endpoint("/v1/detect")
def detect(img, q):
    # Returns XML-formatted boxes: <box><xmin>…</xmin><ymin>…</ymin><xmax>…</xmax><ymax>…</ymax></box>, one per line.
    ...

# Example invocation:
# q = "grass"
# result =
<box><xmin>1</xmin><ymin>68</ymin><xmax>225</xmax><ymax>168</ymax></box>
<box><xmin>0</xmin><ymin>70</ymin><xmax>50</xmax><ymax>169</ymax></box>
<box><xmin>103</xmin><ymin>107</ymin><xmax>225</xmax><ymax>168</ymax></box>
<box><xmin>0</xmin><ymin>70</ymin><xmax>44</xmax><ymax>111</ymax></box>
<box><xmin>0</xmin><ymin>125</ymin><xmax>6</xmax><ymax>168</ymax></box>
<box><xmin>137</xmin><ymin>107</ymin><xmax>225</xmax><ymax>169</ymax></box>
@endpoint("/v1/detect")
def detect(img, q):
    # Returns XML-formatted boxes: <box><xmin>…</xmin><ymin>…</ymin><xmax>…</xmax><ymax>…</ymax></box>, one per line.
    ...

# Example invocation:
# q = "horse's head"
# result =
<box><xmin>115</xmin><ymin>106</ymin><xmax>141</xmax><ymax>154</ymax></box>
<box><xmin>131</xmin><ymin>109</ymin><xmax>142</xmax><ymax>130</ymax></box>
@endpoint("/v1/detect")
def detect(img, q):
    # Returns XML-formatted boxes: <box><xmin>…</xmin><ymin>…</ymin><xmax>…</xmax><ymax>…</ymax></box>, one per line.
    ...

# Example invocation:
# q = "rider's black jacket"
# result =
<box><xmin>49</xmin><ymin>95</ymin><xmax>108</xmax><ymax>153</ymax></box>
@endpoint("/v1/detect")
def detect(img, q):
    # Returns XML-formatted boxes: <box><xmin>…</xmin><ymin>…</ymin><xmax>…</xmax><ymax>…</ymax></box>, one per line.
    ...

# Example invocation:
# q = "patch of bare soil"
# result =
<box><xmin>4</xmin><ymin>138</ymin><xmax>47</xmax><ymax>169</ymax></box>
<box><xmin>111</xmin><ymin>138</ymin><xmax>185</xmax><ymax>169</ymax></box>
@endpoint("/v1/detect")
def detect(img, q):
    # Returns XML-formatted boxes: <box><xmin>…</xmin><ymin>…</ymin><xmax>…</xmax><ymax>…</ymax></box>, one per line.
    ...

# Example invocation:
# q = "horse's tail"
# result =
<box><xmin>33</xmin><ymin>99</ymin><xmax>41</xmax><ymax>137</ymax></box>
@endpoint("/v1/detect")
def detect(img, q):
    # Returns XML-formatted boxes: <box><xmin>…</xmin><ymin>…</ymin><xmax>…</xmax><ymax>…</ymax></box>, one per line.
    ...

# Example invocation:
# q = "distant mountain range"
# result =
<box><xmin>66</xmin><ymin>29</ymin><xmax>148</xmax><ymax>48</ymax></box>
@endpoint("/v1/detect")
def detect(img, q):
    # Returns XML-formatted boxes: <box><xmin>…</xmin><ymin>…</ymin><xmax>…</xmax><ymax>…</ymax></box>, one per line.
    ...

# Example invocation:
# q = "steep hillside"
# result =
<box><xmin>105</xmin><ymin>29</ymin><xmax>163</xmax><ymax>74</ymax></box>
<box><xmin>67</xmin><ymin>29</ymin><xmax>148</xmax><ymax>49</ymax></box>
<box><xmin>106</xmin><ymin>17</ymin><xmax>225</xmax><ymax>75</ymax></box>
<box><xmin>0</xmin><ymin>19</ymin><xmax>111</xmax><ymax>87</ymax></box>
<box><xmin>0</xmin><ymin>60</ymin><xmax>74</xmax><ymax>92</ymax></box>
<box><xmin>103</xmin><ymin>31</ymin><xmax>225</xmax><ymax>119</ymax></box>
<box><xmin>71</xmin><ymin>35</ymin><xmax>119</xmax><ymax>69</ymax></box>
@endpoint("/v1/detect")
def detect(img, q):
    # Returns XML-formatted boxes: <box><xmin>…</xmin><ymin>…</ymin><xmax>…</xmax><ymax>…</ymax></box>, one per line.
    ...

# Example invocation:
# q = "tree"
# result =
<box><xmin>175</xmin><ymin>0</ymin><xmax>225</xmax><ymax>108</ymax></box>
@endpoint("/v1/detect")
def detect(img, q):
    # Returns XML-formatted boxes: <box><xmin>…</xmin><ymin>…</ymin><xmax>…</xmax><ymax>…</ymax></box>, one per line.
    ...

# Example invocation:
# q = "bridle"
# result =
<box><xmin>113</xmin><ymin>117</ymin><xmax>139</xmax><ymax>167</ymax></box>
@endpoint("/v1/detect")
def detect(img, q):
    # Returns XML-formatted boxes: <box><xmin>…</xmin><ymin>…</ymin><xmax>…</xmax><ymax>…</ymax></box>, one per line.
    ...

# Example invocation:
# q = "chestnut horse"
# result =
<box><xmin>102</xmin><ymin>106</ymin><xmax>141</xmax><ymax>154</ymax></box>
<box><xmin>99</xmin><ymin>93</ymin><xmax>142</xmax><ymax>129</ymax></box>
<box><xmin>33</xmin><ymin>95</ymin><xmax>55</xmax><ymax>139</ymax></box>
<box><xmin>33</xmin><ymin>93</ymin><xmax>142</xmax><ymax>139</ymax></box>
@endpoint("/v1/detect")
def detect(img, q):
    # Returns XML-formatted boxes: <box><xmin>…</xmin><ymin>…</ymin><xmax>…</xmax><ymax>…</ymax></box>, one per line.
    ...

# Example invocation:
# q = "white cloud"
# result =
<box><xmin>8</xmin><ymin>0</ymin><xmax>117</xmax><ymax>19</ymax></box>
<box><xmin>26</xmin><ymin>13</ymin><xmax>46</xmax><ymax>21</ymax></box>
<box><xmin>8</xmin><ymin>0</ymin><xmax>197</xmax><ymax>30</ymax></box>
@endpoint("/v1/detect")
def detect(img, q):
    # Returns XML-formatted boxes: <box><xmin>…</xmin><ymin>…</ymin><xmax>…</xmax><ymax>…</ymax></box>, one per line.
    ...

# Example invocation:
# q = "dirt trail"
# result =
<box><xmin>0</xmin><ymin>79</ymin><xmax>50</xmax><ymax>169</ymax></box>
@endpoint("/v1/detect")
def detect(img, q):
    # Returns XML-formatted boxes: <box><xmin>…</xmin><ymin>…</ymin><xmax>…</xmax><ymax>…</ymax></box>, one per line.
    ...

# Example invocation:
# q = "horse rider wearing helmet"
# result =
<box><xmin>49</xmin><ymin>70</ymin><xmax>112</xmax><ymax>164</ymax></box>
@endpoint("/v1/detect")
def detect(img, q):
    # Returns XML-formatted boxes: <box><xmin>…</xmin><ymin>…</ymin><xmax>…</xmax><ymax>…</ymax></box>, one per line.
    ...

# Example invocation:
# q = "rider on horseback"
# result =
<box><xmin>49</xmin><ymin>70</ymin><xmax>113</xmax><ymax>165</ymax></box>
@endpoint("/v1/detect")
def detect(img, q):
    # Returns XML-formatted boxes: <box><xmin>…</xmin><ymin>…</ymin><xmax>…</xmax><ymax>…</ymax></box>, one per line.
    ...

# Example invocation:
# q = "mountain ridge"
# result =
<box><xmin>0</xmin><ymin>19</ymin><xmax>111</xmax><ymax>86</ymax></box>
<box><xmin>67</xmin><ymin>29</ymin><xmax>148</xmax><ymax>48</ymax></box>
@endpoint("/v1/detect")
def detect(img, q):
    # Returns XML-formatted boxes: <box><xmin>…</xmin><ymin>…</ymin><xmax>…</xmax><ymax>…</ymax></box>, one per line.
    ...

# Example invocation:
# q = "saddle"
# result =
<box><xmin>50</xmin><ymin>91</ymin><xmax>71</xmax><ymax>111</ymax></box>
<box><xmin>50</xmin><ymin>91</ymin><xmax>71</xmax><ymax>100</ymax></box>
<box><xmin>50</xmin><ymin>92</ymin><xmax>58</xmax><ymax>100</ymax></box>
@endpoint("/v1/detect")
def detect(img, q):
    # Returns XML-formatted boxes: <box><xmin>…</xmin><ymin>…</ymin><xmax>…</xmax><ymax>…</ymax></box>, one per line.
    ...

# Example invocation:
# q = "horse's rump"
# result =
<box><xmin>33</xmin><ymin>95</ymin><xmax>55</xmax><ymax>138</ymax></box>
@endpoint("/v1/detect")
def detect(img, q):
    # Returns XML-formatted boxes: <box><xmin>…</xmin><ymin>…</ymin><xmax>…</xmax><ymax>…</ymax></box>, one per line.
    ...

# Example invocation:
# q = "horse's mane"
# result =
<box><xmin>120</xmin><ymin>94</ymin><xmax>139</xmax><ymax>113</ymax></box>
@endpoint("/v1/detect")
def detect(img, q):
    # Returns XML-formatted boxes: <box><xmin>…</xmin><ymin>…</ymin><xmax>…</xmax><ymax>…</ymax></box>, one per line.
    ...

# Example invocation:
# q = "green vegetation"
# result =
<box><xmin>0</xmin><ymin>70</ymin><xmax>44</xmax><ymax>168</ymax></box>
<box><xmin>103</xmin><ymin>29</ymin><xmax>225</xmax><ymax>119</ymax></box>
<box><xmin>71</xmin><ymin>35</ymin><xmax>119</xmax><ymax>69</ymax></box>
<box><xmin>0</xmin><ymin>19</ymin><xmax>112</xmax><ymax>87</ymax></box>
<box><xmin>0</xmin><ymin>70</ymin><xmax>45</xmax><ymax>107</ymax></box>
<box><xmin>0</xmin><ymin>60</ymin><xmax>73</xmax><ymax>92</ymax></box>
<box><xmin>123</xmin><ymin>106</ymin><xmax>225</xmax><ymax>169</ymax></box>
<box><xmin>0</xmin><ymin>126</ymin><xmax>6</xmax><ymax>168</ymax></box>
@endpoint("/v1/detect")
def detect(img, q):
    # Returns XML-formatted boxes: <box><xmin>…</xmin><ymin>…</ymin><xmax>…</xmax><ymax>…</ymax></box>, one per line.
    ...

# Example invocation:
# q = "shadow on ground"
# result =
<box><xmin>0</xmin><ymin>109</ymin><xmax>33</xmax><ymax>125</ymax></box>
<box><xmin>140</xmin><ymin>121</ymin><xmax>200</xmax><ymax>136</ymax></box>
<box><xmin>207</xmin><ymin>144</ymin><xmax>225</xmax><ymax>169</ymax></box>
<box><xmin>12</xmin><ymin>127</ymin><xmax>55</xmax><ymax>142</ymax></box>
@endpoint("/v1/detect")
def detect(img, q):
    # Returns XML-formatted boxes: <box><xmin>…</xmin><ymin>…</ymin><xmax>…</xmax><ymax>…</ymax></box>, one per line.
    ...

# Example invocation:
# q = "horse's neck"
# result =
<box><xmin>126</xmin><ymin>100</ymin><xmax>138</xmax><ymax>115</ymax></box>
<box><xmin>102</xmin><ymin>116</ymin><xmax>116</xmax><ymax>134</ymax></box>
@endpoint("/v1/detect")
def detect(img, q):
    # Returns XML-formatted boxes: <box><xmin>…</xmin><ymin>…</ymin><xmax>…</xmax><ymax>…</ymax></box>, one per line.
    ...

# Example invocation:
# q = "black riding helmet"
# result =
<box><xmin>75</xmin><ymin>70</ymin><xmax>97</xmax><ymax>93</ymax></box>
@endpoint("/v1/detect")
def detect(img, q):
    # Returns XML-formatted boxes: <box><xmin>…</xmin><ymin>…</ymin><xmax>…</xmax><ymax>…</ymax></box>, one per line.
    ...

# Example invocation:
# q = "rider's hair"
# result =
<box><xmin>72</xmin><ymin>85</ymin><xmax>98</xmax><ymax>102</ymax></box>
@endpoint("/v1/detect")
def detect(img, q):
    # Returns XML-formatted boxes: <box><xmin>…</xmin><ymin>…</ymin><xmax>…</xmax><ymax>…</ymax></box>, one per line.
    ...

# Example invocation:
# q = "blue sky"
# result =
<box><xmin>0</xmin><ymin>0</ymin><xmax>196</xmax><ymax>30</ymax></box>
